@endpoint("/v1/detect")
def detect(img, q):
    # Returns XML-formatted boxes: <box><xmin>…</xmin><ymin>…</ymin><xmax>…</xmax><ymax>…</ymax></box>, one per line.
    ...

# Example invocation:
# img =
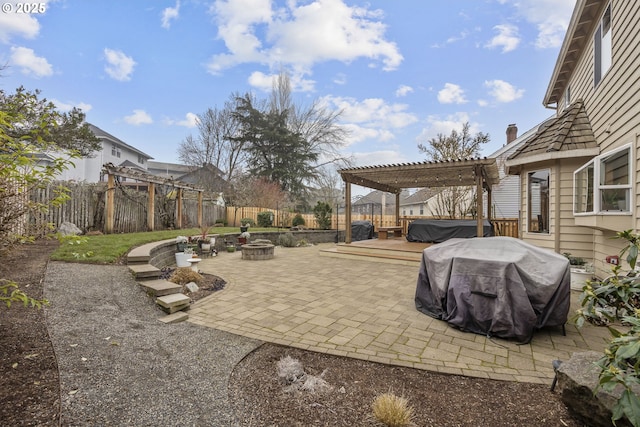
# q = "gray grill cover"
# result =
<box><xmin>351</xmin><ymin>220</ymin><xmax>374</xmax><ymax>241</ymax></box>
<box><xmin>414</xmin><ymin>236</ymin><xmax>570</xmax><ymax>343</ymax></box>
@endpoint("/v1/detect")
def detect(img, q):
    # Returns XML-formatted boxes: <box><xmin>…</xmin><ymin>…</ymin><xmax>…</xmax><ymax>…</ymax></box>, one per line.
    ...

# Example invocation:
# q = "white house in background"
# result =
<box><xmin>40</xmin><ymin>124</ymin><xmax>153</xmax><ymax>182</ymax></box>
<box><xmin>400</xmin><ymin>188</ymin><xmax>441</xmax><ymax>216</ymax></box>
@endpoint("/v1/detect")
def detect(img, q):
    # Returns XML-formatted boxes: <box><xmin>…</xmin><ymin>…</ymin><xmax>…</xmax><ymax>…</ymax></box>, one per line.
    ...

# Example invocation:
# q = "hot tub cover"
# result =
<box><xmin>414</xmin><ymin>236</ymin><xmax>570</xmax><ymax>343</ymax></box>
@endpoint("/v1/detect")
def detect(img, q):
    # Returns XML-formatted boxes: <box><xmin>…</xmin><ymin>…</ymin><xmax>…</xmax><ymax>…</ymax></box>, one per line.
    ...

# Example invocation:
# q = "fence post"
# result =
<box><xmin>106</xmin><ymin>174</ymin><xmax>115</xmax><ymax>234</ymax></box>
<box><xmin>147</xmin><ymin>182</ymin><xmax>155</xmax><ymax>231</ymax></box>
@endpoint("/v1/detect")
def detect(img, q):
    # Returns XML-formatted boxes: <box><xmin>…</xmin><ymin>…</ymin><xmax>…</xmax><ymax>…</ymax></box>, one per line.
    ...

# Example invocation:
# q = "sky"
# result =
<box><xmin>0</xmin><ymin>0</ymin><xmax>577</xmax><ymax>172</ymax></box>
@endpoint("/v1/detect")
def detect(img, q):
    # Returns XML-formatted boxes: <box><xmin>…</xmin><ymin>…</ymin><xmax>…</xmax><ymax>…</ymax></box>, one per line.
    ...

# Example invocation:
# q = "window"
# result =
<box><xmin>138</xmin><ymin>155</ymin><xmax>145</xmax><ymax>164</ymax></box>
<box><xmin>528</xmin><ymin>170</ymin><xmax>549</xmax><ymax>233</ymax></box>
<box><xmin>112</xmin><ymin>144</ymin><xmax>121</xmax><ymax>158</ymax></box>
<box><xmin>420</xmin><ymin>207</ymin><xmax>424</xmax><ymax>215</ymax></box>
<box><xmin>409</xmin><ymin>209</ymin><xmax>413</xmax><ymax>215</ymax></box>
<box><xmin>594</xmin><ymin>3</ymin><xmax>612</xmax><ymax>86</ymax></box>
<box><xmin>564</xmin><ymin>85</ymin><xmax>571</xmax><ymax>110</ymax></box>
<box><xmin>574</xmin><ymin>145</ymin><xmax>631</xmax><ymax>214</ymax></box>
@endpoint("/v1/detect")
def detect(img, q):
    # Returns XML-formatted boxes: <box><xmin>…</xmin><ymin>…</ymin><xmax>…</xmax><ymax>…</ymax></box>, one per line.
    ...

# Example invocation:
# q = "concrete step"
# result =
<box><xmin>156</xmin><ymin>293</ymin><xmax>191</xmax><ymax>314</ymax></box>
<box><xmin>138</xmin><ymin>279</ymin><xmax>182</xmax><ymax>297</ymax></box>
<box><xmin>128</xmin><ymin>264</ymin><xmax>161</xmax><ymax>280</ymax></box>
<box><xmin>158</xmin><ymin>311</ymin><xmax>189</xmax><ymax>324</ymax></box>
<box><xmin>319</xmin><ymin>247</ymin><xmax>421</xmax><ymax>266</ymax></box>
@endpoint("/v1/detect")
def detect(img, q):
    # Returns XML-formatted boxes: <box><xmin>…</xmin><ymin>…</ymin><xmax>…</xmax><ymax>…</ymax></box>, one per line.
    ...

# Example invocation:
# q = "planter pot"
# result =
<box><xmin>238</xmin><ymin>237</ymin><xmax>247</xmax><ymax>245</ymax></box>
<box><xmin>175</xmin><ymin>252</ymin><xmax>191</xmax><ymax>267</ymax></box>
<box><xmin>570</xmin><ymin>268</ymin><xmax>592</xmax><ymax>291</ymax></box>
<box><xmin>201</xmin><ymin>243</ymin><xmax>211</xmax><ymax>252</ymax></box>
<box><xmin>226</xmin><ymin>246</ymin><xmax>236</xmax><ymax>253</ymax></box>
<box><xmin>240</xmin><ymin>226</ymin><xmax>249</xmax><ymax>233</ymax></box>
<box><xmin>176</xmin><ymin>242</ymin><xmax>187</xmax><ymax>252</ymax></box>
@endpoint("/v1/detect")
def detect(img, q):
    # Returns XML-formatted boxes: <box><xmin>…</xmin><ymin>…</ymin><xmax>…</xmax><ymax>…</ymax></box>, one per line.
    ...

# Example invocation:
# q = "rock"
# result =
<box><xmin>556</xmin><ymin>351</ymin><xmax>632</xmax><ymax>427</ymax></box>
<box><xmin>185</xmin><ymin>282</ymin><xmax>199</xmax><ymax>293</ymax></box>
<box><xmin>57</xmin><ymin>221</ymin><xmax>82</xmax><ymax>236</ymax></box>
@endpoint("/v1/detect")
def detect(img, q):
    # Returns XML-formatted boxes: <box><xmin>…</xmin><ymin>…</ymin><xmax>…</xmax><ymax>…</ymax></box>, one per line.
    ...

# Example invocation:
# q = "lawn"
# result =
<box><xmin>50</xmin><ymin>227</ymin><xmax>268</xmax><ymax>264</ymax></box>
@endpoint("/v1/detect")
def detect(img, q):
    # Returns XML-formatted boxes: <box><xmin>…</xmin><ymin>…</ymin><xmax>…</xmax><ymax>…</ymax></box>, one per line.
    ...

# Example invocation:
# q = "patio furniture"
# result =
<box><xmin>377</xmin><ymin>226</ymin><xmax>402</xmax><ymax>239</ymax></box>
<box><xmin>414</xmin><ymin>236</ymin><xmax>570</xmax><ymax>343</ymax></box>
<box><xmin>406</xmin><ymin>219</ymin><xmax>493</xmax><ymax>243</ymax></box>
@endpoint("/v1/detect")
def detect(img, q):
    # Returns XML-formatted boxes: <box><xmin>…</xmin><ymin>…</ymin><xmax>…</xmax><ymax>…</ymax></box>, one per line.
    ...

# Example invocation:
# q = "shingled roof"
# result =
<box><xmin>505</xmin><ymin>100</ymin><xmax>599</xmax><ymax>174</ymax></box>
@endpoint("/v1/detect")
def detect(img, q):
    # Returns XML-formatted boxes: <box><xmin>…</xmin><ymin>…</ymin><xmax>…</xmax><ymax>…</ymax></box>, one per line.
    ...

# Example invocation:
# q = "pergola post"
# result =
<box><xmin>476</xmin><ymin>165</ymin><xmax>484</xmax><ymax>238</ymax></box>
<box><xmin>176</xmin><ymin>188</ymin><xmax>183</xmax><ymax>229</ymax></box>
<box><xmin>395</xmin><ymin>192</ymin><xmax>400</xmax><ymax>226</ymax></box>
<box><xmin>106</xmin><ymin>173</ymin><xmax>115</xmax><ymax>234</ymax></box>
<box><xmin>147</xmin><ymin>182</ymin><xmax>155</xmax><ymax>231</ymax></box>
<box><xmin>345</xmin><ymin>181</ymin><xmax>352</xmax><ymax>244</ymax></box>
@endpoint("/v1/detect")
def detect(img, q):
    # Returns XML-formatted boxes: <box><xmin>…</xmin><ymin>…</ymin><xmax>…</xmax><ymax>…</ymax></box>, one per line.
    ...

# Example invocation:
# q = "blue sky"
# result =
<box><xmin>1</xmin><ymin>0</ymin><xmax>576</xmax><ymax>168</ymax></box>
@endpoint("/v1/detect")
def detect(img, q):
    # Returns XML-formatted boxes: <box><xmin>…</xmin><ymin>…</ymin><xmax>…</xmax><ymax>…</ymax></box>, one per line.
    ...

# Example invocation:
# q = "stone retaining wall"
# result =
<box><xmin>146</xmin><ymin>230</ymin><xmax>344</xmax><ymax>269</ymax></box>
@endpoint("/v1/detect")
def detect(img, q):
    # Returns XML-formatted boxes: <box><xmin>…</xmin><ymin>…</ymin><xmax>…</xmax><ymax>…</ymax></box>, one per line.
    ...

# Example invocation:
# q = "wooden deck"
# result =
<box><xmin>319</xmin><ymin>238</ymin><xmax>431</xmax><ymax>265</ymax></box>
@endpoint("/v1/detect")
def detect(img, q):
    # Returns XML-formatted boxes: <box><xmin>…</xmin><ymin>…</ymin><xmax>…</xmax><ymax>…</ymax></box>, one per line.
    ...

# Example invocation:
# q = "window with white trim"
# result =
<box><xmin>594</xmin><ymin>3</ymin><xmax>612</xmax><ymax>86</ymax></box>
<box><xmin>528</xmin><ymin>170</ymin><xmax>549</xmax><ymax>233</ymax></box>
<box><xmin>574</xmin><ymin>145</ymin><xmax>631</xmax><ymax>214</ymax></box>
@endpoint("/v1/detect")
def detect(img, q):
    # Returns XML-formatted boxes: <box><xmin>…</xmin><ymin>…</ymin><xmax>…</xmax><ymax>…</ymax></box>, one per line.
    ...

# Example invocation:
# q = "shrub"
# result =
<box><xmin>371</xmin><ymin>392</ymin><xmax>414</xmax><ymax>427</ymax></box>
<box><xmin>257</xmin><ymin>211</ymin><xmax>274</xmax><ymax>227</ymax></box>
<box><xmin>277</xmin><ymin>232</ymin><xmax>296</xmax><ymax>247</ymax></box>
<box><xmin>573</xmin><ymin>229</ymin><xmax>640</xmax><ymax>427</ymax></box>
<box><xmin>169</xmin><ymin>267</ymin><xmax>203</xmax><ymax>286</ymax></box>
<box><xmin>292</xmin><ymin>213</ymin><xmax>306</xmax><ymax>227</ymax></box>
<box><xmin>313</xmin><ymin>201</ymin><xmax>332</xmax><ymax>230</ymax></box>
<box><xmin>214</xmin><ymin>218</ymin><xmax>227</xmax><ymax>227</ymax></box>
<box><xmin>240</xmin><ymin>218</ymin><xmax>255</xmax><ymax>227</ymax></box>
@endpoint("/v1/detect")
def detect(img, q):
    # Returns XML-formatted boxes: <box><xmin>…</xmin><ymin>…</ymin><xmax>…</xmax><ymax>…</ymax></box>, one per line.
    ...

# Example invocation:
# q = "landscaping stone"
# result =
<box><xmin>57</xmin><ymin>221</ymin><xmax>82</xmax><ymax>236</ymax></box>
<box><xmin>128</xmin><ymin>264</ymin><xmax>161</xmax><ymax>280</ymax></box>
<box><xmin>138</xmin><ymin>279</ymin><xmax>182</xmax><ymax>297</ymax></box>
<box><xmin>555</xmin><ymin>351</ymin><xmax>632</xmax><ymax>427</ymax></box>
<box><xmin>185</xmin><ymin>282</ymin><xmax>199</xmax><ymax>293</ymax></box>
<box><xmin>158</xmin><ymin>311</ymin><xmax>189</xmax><ymax>324</ymax></box>
<box><xmin>156</xmin><ymin>293</ymin><xmax>190</xmax><ymax>314</ymax></box>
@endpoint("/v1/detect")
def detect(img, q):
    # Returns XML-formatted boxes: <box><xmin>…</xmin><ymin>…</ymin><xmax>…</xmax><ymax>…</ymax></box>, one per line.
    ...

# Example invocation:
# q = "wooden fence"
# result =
<box><xmin>226</xmin><ymin>206</ymin><xmax>519</xmax><ymax>238</ymax></box>
<box><xmin>22</xmin><ymin>182</ymin><xmax>224</xmax><ymax>236</ymax></box>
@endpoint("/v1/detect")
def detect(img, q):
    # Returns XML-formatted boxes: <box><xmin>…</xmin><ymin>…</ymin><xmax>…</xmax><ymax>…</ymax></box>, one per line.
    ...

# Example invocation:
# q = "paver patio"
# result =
<box><xmin>188</xmin><ymin>243</ymin><xmax>610</xmax><ymax>384</ymax></box>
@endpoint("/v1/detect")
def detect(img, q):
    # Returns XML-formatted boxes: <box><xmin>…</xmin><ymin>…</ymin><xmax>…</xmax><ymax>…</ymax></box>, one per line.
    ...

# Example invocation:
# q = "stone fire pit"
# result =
<box><xmin>241</xmin><ymin>243</ymin><xmax>275</xmax><ymax>260</ymax></box>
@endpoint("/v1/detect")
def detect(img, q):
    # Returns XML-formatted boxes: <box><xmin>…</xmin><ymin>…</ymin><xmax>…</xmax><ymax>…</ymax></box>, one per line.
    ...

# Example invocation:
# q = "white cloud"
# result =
<box><xmin>352</xmin><ymin>150</ymin><xmax>409</xmax><ymax>168</ymax></box>
<box><xmin>10</xmin><ymin>46</ymin><xmax>52</xmax><ymax>77</ymax></box>
<box><xmin>51</xmin><ymin>99</ymin><xmax>93</xmax><ymax>113</ymax></box>
<box><xmin>484</xmin><ymin>79</ymin><xmax>524</xmax><ymax>103</ymax></box>
<box><xmin>124</xmin><ymin>109</ymin><xmax>152</xmax><ymax>125</ymax></box>
<box><xmin>161</xmin><ymin>1</ymin><xmax>180</xmax><ymax>29</ymax></box>
<box><xmin>103</xmin><ymin>48</ymin><xmax>136</xmax><ymax>81</ymax></box>
<box><xmin>505</xmin><ymin>0</ymin><xmax>574</xmax><ymax>49</ymax></box>
<box><xmin>0</xmin><ymin>1</ymin><xmax>42</xmax><ymax>43</ymax></box>
<box><xmin>333</xmin><ymin>73</ymin><xmax>347</xmax><ymax>85</ymax></box>
<box><xmin>207</xmin><ymin>0</ymin><xmax>402</xmax><ymax>76</ymax></box>
<box><xmin>417</xmin><ymin>113</ymin><xmax>484</xmax><ymax>146</ymax></box>
<box><xmin>437</xmin><ymin>83</ymin><xmax>467</xmax><ymax>104</ymax></box>
<box><xmin>485</xmin><ymin>24</ymin><xmax>520</xmax><ymax>53</ymax></box>
<box><xmin>168</xmin><ymin>112</ymin><xmax>198</xmax><ymax>128</ymax></box>
<box><xmin>395</xmin><ymin>85</ymin><xmax>413</xmax><ymax>97</ymax></box>
<box><xmin>247</xmin><ymin>70</ymin><xmax>315</xmax><ymax>92</ymax></box>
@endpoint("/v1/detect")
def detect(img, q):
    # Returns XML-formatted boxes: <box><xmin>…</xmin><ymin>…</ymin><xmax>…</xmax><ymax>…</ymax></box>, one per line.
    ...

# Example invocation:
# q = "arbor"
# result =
<box><xmin>418</xmin><ymin>122</ymin><xmax>489</xmax><ymax>218</ymax></box>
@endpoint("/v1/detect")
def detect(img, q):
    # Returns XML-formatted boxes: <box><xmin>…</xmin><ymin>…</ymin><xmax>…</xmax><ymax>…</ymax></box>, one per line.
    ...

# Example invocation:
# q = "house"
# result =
<box><xmin>352</xmin><ymin>189</ymin><xmax>410</xmax><ymax>215</ymax></box>
<box><xmin>400</xmin><ymin>188</ymin><xmax>441</xmax><ymax>217</ymax></box>
<box><xmin>505</xmin><ymin>0</ymin><xmax>639</xmax><ymax>276</ymax></box>
<box><xmin>41</xmin><ymin>123</ymin><xmax>153</xmax><ymax>183</ymax></box>
<box><xmin>147</xmin><ymin>161</ymin><xmax>228</xmax><ymax>205</ymax></box>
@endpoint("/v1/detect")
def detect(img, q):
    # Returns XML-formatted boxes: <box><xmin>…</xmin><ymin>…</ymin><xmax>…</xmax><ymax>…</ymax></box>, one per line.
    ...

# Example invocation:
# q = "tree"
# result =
<box><xmin>418</xmin><ymin>122</ymin><xmax>489</xmax><ymax>218</ymax></box>
<box><xmin>0</xmin><ymin>86</ymin><xmax>100</xmax><ymax>156</ymax></box>
<box><xmin>177</xmin><ymin>94</ymin><xmax>245</xmax><ymax>183</ymax></box>
<box><xmin>231</xmin><ymin>93</ymin><xmax>319</xmax><ymax>199</ymax></box>
<box><xmin>313</xmin><ymin>201</ymin><xmax>332</xmax><ymax>230</ymax></box>
<box><xmin>1</xmin><ymin>86</ymin><xmax>95</xmax><ymax>311</ymax></box>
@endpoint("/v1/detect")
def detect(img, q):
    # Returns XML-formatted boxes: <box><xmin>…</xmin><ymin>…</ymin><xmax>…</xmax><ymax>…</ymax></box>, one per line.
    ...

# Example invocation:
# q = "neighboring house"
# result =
<box><xmin>400</xmin><ymin>187</ymin><xmax>441</xmax><ymax>217</ymax></box>
<box><xmin>505</xmin><ymin>0</ymin><xmax>639</xmax><ymax>276</ymax></box>
<box><xmin>147</xmin><ymin>161</ymin><xmax>228</xmax><ymax>205</ymax></box>
<box><xmin>39</xmin><ymin>123</ymin><xmax>153</xmax><ymax>183</ymax></box>
<box><xmin>352</xmin><ymin>189</ymin><xmax>410</xmax><ymax>215</ymax></box>
<box><xmin>146</xmin><ymin>161</ymin><xmax>195</xmax><ymax>179</ymax></box>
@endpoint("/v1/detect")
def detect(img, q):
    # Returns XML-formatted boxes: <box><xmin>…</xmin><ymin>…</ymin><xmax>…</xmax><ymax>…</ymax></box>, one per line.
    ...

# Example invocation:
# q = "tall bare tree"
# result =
<box><xmin>418</xmin><ymin>122</ymin><xmax>489</xmax><ymax>218</ymax></box>
<box><xmin>177</xmin><ymin>94</ymin><xmax>245</xmax><ymax>182</ymax></box>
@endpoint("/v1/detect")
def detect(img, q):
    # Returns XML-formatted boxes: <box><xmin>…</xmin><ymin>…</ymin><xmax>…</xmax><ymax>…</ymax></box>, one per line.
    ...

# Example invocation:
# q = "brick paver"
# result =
<box><xmin>188</xmin><ymin>243</ymin><xmax>608</xmax><ymax>384</ymax></box>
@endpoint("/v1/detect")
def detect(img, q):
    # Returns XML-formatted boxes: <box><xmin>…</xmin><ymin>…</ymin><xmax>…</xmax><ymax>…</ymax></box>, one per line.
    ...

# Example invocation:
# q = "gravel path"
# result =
<box><xmin>43</xmin><ymin>262</ymin><xmax>262</xmax><ymax>426</ymax></box>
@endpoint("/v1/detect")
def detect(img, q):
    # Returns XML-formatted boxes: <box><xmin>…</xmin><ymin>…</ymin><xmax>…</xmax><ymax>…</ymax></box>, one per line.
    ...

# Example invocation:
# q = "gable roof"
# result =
<box><xmin>88</xmin><ymin>123</ymin><xmax>153</xmax><ymax>159</ymax></box>
<box><xmin>505</xmin><ymin>100</ymin><xmax>599</xmax><ymax>174</ymax></box>
<box><xmin>400</xmin><ymin>188</ymin><xmax>442</xmax><ymax>207</ymax></box>
<box><xmin>544</xmin><ymin>0</ymin><xmax>604</xmax><ymax>106</ymax></box>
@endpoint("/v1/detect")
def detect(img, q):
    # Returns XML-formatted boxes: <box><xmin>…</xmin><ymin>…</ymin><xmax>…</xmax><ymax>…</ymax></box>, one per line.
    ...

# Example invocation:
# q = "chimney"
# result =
<box><xmin>506</xmin><ymin>123</ymin><xmax>518</xmax><ymax>144</ymax></box>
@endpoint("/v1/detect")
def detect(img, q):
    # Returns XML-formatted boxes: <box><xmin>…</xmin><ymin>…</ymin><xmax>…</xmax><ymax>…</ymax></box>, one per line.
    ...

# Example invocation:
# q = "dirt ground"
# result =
<box><xmin>0</xmin><ymin>241</ymin><xmax>587</xmax><ymax>426</ymax></box>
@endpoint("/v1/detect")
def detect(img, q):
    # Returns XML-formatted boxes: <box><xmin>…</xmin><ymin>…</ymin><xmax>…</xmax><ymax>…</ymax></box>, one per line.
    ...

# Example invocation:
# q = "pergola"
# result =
<box><xmin>102</xmin><ymin>163</ymin><xmax>204</xmax><ymax>233</ymax></box>
<box><xmin>339</xmin><ymin>158</ymin><xmax>500</xmax><ymax>243</ymax></box>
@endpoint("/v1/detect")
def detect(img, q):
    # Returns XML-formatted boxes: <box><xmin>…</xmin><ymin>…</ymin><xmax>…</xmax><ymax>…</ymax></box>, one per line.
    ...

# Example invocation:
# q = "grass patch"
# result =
<box><xmin>50</xmin><ymin>227</ymin><xmax>271</xmax><ymax>264</ymax></box>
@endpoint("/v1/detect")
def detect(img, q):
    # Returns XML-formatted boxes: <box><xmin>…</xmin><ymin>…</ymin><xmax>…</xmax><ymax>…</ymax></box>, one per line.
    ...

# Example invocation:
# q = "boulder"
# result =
<box><xmin>57</xmin><ymin>221</ymin><xmax>82</xmax><ymax>236</ymax></box>
<box><xmin>556</xmin><ymin>351</ymin><xmax>632</xmax><ymax>427</ymax></box>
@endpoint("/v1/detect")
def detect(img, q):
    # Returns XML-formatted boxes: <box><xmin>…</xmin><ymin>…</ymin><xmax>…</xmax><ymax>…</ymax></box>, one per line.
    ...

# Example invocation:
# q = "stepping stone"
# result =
<box><xmin>156</xmin><ymin>293</ymin><xmax>190</xmax><ymax>314</ymax></box>
<box><xmin>158</xmin><ymin>311</ymin><xmax>189</xmax><ymax>324</ymax></box>
<box><xmin>128</xmin><ymin>264</ymin><xmax>161</xmax><ymax>280</ymax></box>
<box><xmin>138</xmin><ymin>279</ymin><xmax>181</xmax><ymax>297</ymax></box>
